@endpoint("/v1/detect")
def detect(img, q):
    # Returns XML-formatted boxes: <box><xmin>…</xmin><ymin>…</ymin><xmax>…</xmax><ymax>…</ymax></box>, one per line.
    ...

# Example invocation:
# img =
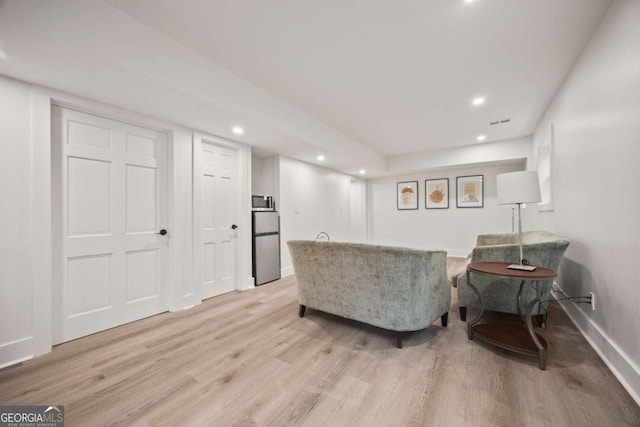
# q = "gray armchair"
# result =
<box><xmin>454</xmin><ymin>231</ymin><xmax>570</xmax><ymax>323</ymax></box>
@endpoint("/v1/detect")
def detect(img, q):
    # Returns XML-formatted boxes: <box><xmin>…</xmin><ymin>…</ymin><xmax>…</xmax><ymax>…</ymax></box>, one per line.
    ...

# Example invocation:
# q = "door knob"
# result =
<box><xmin>231</xmin><ymin>224</ymin><xmax>238</xmax><ymax>230</ymax></box>
<box><xmin>156</xmin><ymin>229</ymin><xmax>168</xmax><ymax>236</ymax></box>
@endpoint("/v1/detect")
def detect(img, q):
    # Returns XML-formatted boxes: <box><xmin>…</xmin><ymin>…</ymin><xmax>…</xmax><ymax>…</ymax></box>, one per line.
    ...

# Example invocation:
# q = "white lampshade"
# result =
<box><xmin>497</xmin><ymin>171</ymin><xmax>541</xmax><ymax>205</ymax></box>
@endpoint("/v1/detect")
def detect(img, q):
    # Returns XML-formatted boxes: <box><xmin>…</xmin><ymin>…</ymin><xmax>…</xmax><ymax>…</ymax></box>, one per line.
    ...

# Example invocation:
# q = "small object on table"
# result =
<box><xmin>507</xmin><ymin>263</ymin><xmax>537</xmax><ymax>271</ymax></box>
<box><xmin>466</xmin><ymin>261</ymin><xmax>557</xmax><ymax>370</ymax></box>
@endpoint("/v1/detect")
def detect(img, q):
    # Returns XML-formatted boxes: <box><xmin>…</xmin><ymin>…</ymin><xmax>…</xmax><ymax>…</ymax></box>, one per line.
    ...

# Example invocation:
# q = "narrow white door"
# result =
<box><xmin>53</xmin><ymin>106</ymin><xmax>168</xmax><ymax>342</ymax></box>
<box><xmin>200</xmin><ymin>142</ymin><xmax>237</xmax><ymax>298</ymax></box>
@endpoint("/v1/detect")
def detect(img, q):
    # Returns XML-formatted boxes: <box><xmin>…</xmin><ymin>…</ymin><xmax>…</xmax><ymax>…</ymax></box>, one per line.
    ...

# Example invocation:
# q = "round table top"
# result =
<box><xmin>467</xmin><ymin>261</ymin><xmax>557</xmax><ymax>279</ymax></box>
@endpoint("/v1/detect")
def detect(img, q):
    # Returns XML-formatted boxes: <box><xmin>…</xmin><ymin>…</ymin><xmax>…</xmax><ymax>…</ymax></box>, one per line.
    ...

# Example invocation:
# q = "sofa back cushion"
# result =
<box><xmin>475</xmin><ymin>231</ymin><xmax>569</xmax><ymax>269</ymax></box>
<box><xmin>287</xmin><ymin>241</ymin><xmax>449</xmax><ymax>331</ymax></box>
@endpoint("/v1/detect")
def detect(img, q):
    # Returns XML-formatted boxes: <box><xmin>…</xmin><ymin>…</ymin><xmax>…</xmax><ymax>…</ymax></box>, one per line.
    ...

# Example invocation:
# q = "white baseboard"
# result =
<box><xmin>0</xmin><ymin>354</ymin><xmax>33</xmax><ymax>370</ymax></box>
<box><xmin>0</xmin><ymin>336</ymin><xmax>34</xmax><ymax>369</ymax></box>
<box><xmin>554</xmin><ymin>290</ymin><xmax>640</xmax><ymax>406</ymax></box>
<box><xmin>281</xmin><ymin>266</ymin><xmax>294</xmax><ymax>278</ymax></box>
<box><xmin>238</xmin><ymin>276</ymin><xmax>256</xmax><ymax>291</ymax></box>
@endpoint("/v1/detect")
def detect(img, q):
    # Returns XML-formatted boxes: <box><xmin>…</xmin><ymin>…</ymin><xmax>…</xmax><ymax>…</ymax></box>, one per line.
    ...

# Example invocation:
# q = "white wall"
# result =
<box><xmin>349</xmin><ymin>178</ymin><xmax>367</xmax><ymax>243</ymax></box>
<box><xmin>386</xmin><ymin>137</ymin><xmax>528</xmax><ymax>174</ymax></box>
<box><xmin>0</xmin><ymin>75</ymin><xmax>51</xmax><ymax>367</ymax></box>
<box><xmin>528</xmin><ymin>0</ymin><xmax>640</xmax><ymax>403</ymax></box>
<box><xmin>279</xmin><ymin>156</ymin><xmax>363</xmax><ymax>275</ymax></box>
<box><xmin>251</xmin><ymin>154</ymin><xmax>263</xmax><ymax>193</ymax></box>
<box><xmin>367</xmin><ymin>162</ymin><xmax>524</xmax><ymax>257</ymax></box>
<box><xmin>0</xmin><ymin>72</ymin><xmax>253</xmax><ymax>367</ymax></box>
<box><xmin>251</xmin><ymin>154</ymin><xmax>280</xmax><ymax>208</ymax></box>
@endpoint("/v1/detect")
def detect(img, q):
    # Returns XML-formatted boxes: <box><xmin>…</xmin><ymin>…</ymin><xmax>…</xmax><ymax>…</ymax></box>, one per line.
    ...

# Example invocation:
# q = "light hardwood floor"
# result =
<box><xmin>1</xmin><ymin>259</ymin><xmax>638</xmax><ymax>426</ymax></box>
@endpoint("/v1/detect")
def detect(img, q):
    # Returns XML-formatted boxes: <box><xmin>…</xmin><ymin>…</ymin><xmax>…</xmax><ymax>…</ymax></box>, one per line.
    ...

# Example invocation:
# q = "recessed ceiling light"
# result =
<box><xmin>317</xmin><ymin>155</ymin><xmax>325</xmax><ymax>161</ymax></box>
<box><xmin>232</xmin><ymin>126</ymin><xmax>244</xmax><ymax>135</ymax></box>
<box><xmin>359</xmin><ymin>170</ymin><xmax>366</xmax><ymax>175</ymax></box>
<box><xmin>472</xmin><ymin>97</ymin><xmax>485</xmax><ymax>106</ymax></box>
<box><xmin>477</xmin><ymin>135</ymin><xmax>486</xmax><ymax>141</ymax></box>
<box><xmin>464</xmin><ymin>0</ymin><xmax>476</xmax><ymax>3</ymax></box>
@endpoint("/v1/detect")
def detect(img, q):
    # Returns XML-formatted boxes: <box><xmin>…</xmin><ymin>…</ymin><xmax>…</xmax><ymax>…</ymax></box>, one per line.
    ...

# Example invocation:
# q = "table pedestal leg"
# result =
<box><xmin>466</xmin><ymin>270</ymin><xmax>484</xmax><ymax>340</ymax></box>
<box><xmin>517</xmin><ymin>280</ymin><xmax>525</xmax><ymax>320</ymax></box>
<box><xmin>526</xmin><ymin>281</ymin><xmax>546</xmax><ymax>370</ymax></box>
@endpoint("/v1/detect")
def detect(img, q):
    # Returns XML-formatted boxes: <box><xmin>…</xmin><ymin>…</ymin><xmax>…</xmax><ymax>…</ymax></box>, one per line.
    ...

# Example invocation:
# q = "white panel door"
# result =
<box><xmin>201</xmin><ymin>142</ymin><xmax>237</xmax><ymax>298</ymax></box>
<box><xmin>54</xmin><ymin>106</ymin><xmax>168</xmax><ymax>342</ymax></box>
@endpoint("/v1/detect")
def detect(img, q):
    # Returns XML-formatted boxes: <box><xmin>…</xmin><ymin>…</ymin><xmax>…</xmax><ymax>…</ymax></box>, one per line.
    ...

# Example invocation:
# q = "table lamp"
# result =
<box><xmin>497</xmin><ymin>171</ymin><xmax>541</xmax><ymax>271</ymax></box>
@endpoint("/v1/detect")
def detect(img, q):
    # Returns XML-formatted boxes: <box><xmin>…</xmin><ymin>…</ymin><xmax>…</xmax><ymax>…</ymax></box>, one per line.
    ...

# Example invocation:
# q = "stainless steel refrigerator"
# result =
<box><xmin>252</xmin><ymin>211</ymin><xmax>281</xmax><ymax>286</ymax></box>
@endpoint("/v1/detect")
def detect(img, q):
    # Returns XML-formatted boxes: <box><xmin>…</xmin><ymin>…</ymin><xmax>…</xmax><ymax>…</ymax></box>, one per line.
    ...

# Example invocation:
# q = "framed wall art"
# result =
<box><xmin>397</xmin><ymin>181</ymin><xmax>418</xmax><ymax>210</ymax></box>
<box><xmin>425</xmin><ymin>178</ymin><xmax>449</xmax><ymax>209</ymax></box>
<box><xmin>456</xmin><ymin>175</ymin><xmax>483</xmax><ymax>208</ymax></box>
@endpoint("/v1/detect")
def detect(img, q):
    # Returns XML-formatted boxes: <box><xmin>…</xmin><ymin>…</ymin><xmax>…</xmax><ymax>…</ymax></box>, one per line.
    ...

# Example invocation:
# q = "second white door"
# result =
<box><xmin>199</xmin><ymin>141</ymin><xmax>238</xmax><ymax>298</ymax></box>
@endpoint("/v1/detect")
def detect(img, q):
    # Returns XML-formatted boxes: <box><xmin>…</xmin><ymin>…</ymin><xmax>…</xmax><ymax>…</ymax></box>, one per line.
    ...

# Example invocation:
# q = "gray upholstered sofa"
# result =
<box><xmin>287</xmin><ymin>241</ymin><xmax>451</xmax><ymax>348</ymax></box>
<box><xmin>454</xmin><ymin>231</ymin><xmax>570</xmax><ymax>323</ymax></box>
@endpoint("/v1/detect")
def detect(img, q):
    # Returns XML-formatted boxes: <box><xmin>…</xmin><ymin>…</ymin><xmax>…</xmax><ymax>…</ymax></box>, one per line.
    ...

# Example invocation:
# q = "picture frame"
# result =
<box><xmin>456</xmin><ymin>175</ymin><xmax>483</xmax><ymax>208</ymax></box>
<box><xmin>425</xmin><ymin>178</ymin><xmax>449</xmax><ymax>209</ymax></box>
<box><xmin>397</xmin><ymin>181</ymin><xmax>418</xmax><ymax>210</ymax></box>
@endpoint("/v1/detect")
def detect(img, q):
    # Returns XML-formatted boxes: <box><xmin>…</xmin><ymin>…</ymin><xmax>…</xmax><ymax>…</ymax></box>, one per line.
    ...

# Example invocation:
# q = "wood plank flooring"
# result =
<box><xmin>1</xmin><ymin>258</ymin><xmax>638</xmax><ymax>426</ymax></box>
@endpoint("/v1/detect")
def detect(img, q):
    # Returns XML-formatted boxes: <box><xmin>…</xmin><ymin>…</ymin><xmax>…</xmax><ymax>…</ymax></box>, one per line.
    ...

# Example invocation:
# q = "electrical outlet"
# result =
<box><xmin>590</xmin><ymin>292</ymin><xmax>595</xmax><ymax>311</ymax></box>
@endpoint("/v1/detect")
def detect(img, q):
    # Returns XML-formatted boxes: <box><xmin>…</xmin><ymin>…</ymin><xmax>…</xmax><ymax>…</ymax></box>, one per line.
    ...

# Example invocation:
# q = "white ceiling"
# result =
<box><xmin>0</xmin><ymin>0</ymin><xmax>611</xmax><ymax>176</ymax></box>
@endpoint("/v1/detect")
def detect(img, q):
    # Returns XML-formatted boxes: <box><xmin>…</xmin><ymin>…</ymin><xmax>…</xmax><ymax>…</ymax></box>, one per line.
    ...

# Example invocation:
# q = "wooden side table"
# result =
<box><xmin>466</xmin><ymin>261</ymin><xmax>557</xmax><ymax>370</ymax></box>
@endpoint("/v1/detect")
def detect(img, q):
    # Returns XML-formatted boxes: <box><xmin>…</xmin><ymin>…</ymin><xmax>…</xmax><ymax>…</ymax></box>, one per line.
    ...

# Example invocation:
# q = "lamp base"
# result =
<box><xmin>507</xmin><ymin>264</ymin><xmax>537</xmax><ymax>271</ymax></box>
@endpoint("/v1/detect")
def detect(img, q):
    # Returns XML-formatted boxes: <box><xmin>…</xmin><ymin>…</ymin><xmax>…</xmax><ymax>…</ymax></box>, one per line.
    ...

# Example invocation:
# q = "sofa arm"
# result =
<box><xmin>454</xmin><ymin>244</ymin><xmax>522</xmax><ymax>289</ymax></box>
<box><xmin>450</xmin><ymin>257</ymin><xmax>470</xmax><ymax>288</ymax></box>
<box><xmin>471</xmin><ymin>240</ymin><xmax>569</xmax><ymax>269</ymax></box>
